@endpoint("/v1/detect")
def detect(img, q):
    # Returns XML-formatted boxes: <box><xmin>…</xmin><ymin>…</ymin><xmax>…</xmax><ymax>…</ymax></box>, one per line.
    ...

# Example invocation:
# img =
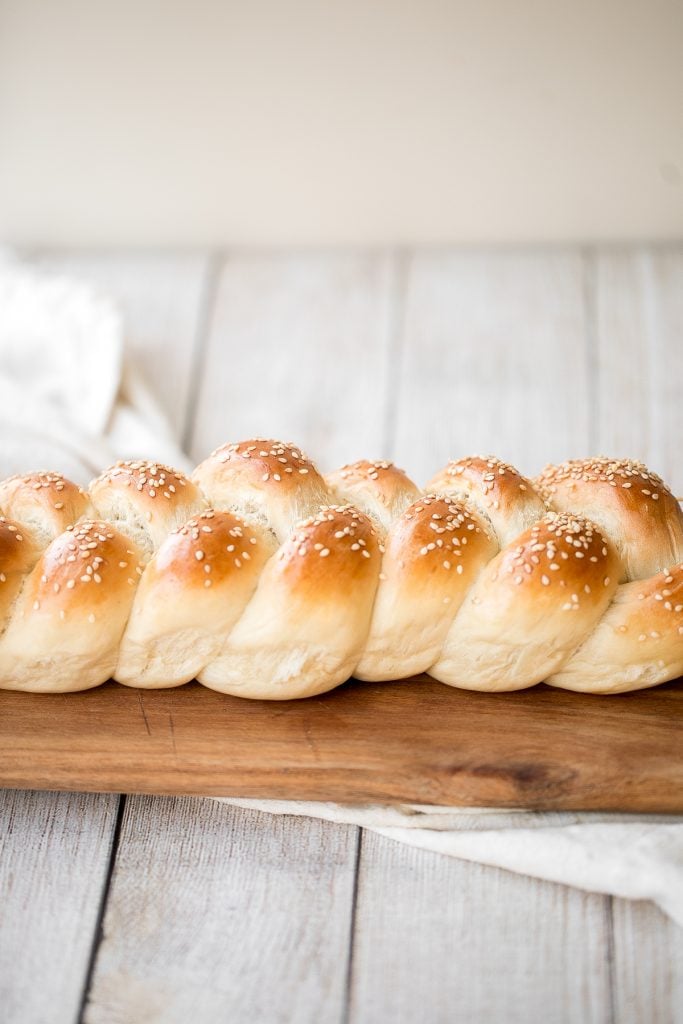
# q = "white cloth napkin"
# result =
<box><xmin>218</xmin><ymin>799</ymin><xmax>683</xmax><ymax>926</ymax></box>
<box><xmin>0</xmin><ymin>251</ymin><xmax>191</xmax><ymax>481</ymax></box>
<box><xmin>1</xmin><ymin>255</ymin><xmax>682</xmax><ymax>926</ymax></box>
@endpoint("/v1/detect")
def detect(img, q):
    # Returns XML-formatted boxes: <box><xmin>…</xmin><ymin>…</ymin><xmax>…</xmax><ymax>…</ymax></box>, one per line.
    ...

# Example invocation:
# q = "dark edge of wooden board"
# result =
<box><xmin>1</xmin><ymin>676</ymin><xmax>681</xmax><ymax>811</ymax></box>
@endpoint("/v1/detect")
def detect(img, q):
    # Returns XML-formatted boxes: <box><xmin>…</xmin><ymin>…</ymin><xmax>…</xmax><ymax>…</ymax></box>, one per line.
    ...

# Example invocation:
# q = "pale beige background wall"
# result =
<box><xmin>0</xmin><ymin>0</ymin><xmax>681</xmax><ymax>246</ymax></box>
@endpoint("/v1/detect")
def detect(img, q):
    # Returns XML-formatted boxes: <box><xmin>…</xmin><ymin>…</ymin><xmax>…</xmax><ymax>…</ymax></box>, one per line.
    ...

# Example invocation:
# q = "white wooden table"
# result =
<box><xmin>1</xmin><ymin>246</ymin><xmax>682</xmax><ymax>1023</ymax></box>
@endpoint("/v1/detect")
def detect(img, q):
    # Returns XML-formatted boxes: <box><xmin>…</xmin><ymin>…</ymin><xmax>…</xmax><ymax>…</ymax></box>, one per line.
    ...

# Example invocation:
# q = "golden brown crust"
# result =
<box><xmin>326</xmin><ymin>460</ymin><xmax>420</xmax><ymax>532</ymax></box>
<box><xmin>385</xmin><ymin>494</ymin><xmax>494</xmax><ymax>583</ymax></box>
<box><xmin>548</xmin><ymin>562</ymin><xmax>683</xmax><ymax>692</ymax></box>
<box><xmin>115</xmin><ymin>510</ymin><xmax>278</xmax><ymax>687</ymax></box>
<box><xmin>428</xmin><ymin>455</ymin><xmax>546</xmax><ymax>546</ymax></box>
<box><xmin>355</xmin><ymin>495</ymin><xmax>498</xmax><ymax>680</ymax></box>
<box><xmin>200</xmin><ymin>505</ymin><xmax>381</xmax><ymax>699</ymax></box>
<box><xmin>488</xmin><ymin>511</ymin><xmax>622</xmax><ymax>603</ymax></box>
<box><xmin>535</xmin><ymin>457</ymin><xmax>683</xmax><ymax>581</ymax></box>
<box><xmin>0</xmin><ymin>521</ymin><xmax>144</xmax><ymax>692</ymax></box>
<box><xmin>192</xmin><ymin>439</ymin><xmax>330</xmax><ymax>541</ymax></box>
<box><xmin>430</xmin><ymin>513</ymin><xmax>622</xmax><ymax>691</ymax></box>
<box><xmin>150</xmin><ymin>509</ymin><xmax>269</xmax><ymax>589</ymax></box>
<box><xmin>276</xmin><ymin>505</ymin><xmax>381</xmax><ymax>597</ymax></box>
<box><xmin>0</xmin><ymin>472</ymin><xmax>93</xmax><ymax>544</ymax></box>
<box><xmin>1</xmin><ymin>439</ymin><xmax>682</xmax><ymax>697</ymax></box>
<box><xmin>90</xmin><ymin>460</ymin><xmax>206</xmax><ymax>558</ymax></box>
<box><xmin>22</xmin><ymin>520</ymin><xmax>144</xmax><ymax>618</ymax></box>
<box><xmin>0</xmin><ymin>517</ymin><xmax>41</xmax><ymax>624</ymax></box>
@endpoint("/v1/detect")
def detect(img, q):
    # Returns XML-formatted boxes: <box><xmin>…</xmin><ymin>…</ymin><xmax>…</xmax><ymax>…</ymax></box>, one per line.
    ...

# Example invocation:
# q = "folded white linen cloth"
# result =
<box><xmin>0</xmin><ymin>251</ymin><xmax>191</xmax><ymax>481</ymax></box>
<box><xmin>1</xmin><ymin>255</ymin><xmax>682</xmax><ymax>926</ymax></box>
<box><xmin>218</xmin><ymin>800</ymin><xmax>683</xmax><ymax>925</ymax></box>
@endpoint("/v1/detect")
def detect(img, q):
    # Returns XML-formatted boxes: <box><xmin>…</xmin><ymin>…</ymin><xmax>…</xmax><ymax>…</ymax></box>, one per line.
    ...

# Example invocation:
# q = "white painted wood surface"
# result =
<box><xmin>0</xmin><ymin>790</ymin><xmax>119</xmax><ymax>1024</ymax></box>
<box><xmin>394</xmin><ymin>249</ymin><xmax>590</xmax><ymax>480</ymax></box>
<box><xmin>189</xmin><ymin>251</ymin><xmax>398</xmax><ymax>468</ymax></box>
<box><xmin>350</xmin><ymin>832</ymin><xmax>611</xmax><ymax>1024</ymax></box>
<box><xmin>85</xmin><ymin>798</ymin><xmax>358</xmax><ymax>1024</ymax></box>
<box><xmin>593</xmin><ymin>246</ymin><xmax>683</xmax><ymax>493</ymax></box>
<box><xmin>612</xmin><ymin>899</ymin><xmax>683</xmax><ymax>1024</ymax></box>
<box><xmin>1</xmin><ymin>245</ymin><xmax>681</xmax><ymax>1024</ymax></box>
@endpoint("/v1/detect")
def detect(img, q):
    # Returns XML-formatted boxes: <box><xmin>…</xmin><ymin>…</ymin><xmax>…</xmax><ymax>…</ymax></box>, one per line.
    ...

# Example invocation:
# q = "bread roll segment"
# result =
<box><xmin>428</xmin><ymin>455</ymin><xmax>546</xmax><ymax>546</ymax></box>
<box><xmin>430</xmin><ymin>513</ymin><xmax>622</xmax><ymax>691</ymax></box>
<box><xmin>0</xmin><ymin>472</ymin><xmax>94</xmax><ymax>546</ymax></box>
<box><xmin>0</xmin><ymin>520</ymin><xmax>143</xmax><ymax>692</ymax></box>
<box><xmin>199</xmin><ymin>505</ymin><xmax>380</xmax><ymax>699</ymax></box>
<box><xmin>90</xmin><ymin>460</ymin><xmax>206</xmax><ymax>560</ymax></box>
<box><xmin>115</xmin><ymin>510</ymin><xmax>277</xmax><ymax>688</ymax></box>
<box><xmin>326</xmin><ymin>460</ymin><xmax>420</xmax><ymax>532</ymax></box>
<box><xmin>193</xmin><ymin>439</ymin><xmax>331</xmax><ymax>541</ymax></box>
<box><xmin>355</xmin><ymin>494</ymin><xmax>497</xmax><ymax>681</ymax></box>
<box><xmin>548</xmin><ymin>563</ymin><xmax>683</xmax><ymax>693</ymax></box>
<box><xmin>0</xmin><ymin>441</ymin><xmax>681</xmax><ymax>697</ymax></box>
<box><xmin>0</xmin><ymin>516</ymin><xmax>42</xmax><ymax>622</ymax></box>
<box><xmin>536</xmin><ymin>457</ymin><xmax>683</xmax><ymax>581</ymax></box>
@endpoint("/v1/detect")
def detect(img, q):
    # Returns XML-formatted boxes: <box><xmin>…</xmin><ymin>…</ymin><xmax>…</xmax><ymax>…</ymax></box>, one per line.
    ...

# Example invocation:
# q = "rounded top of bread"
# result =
<box><xmin>0</xmin><ymin>472</ymin><xmax>93</xmax><ymax>545</ymax></box>
<box><xmin>275</xmin><ymin>504</ymin><xmax>380</xmax><ymax>596</ymax></box>
<box><xmin>535</xmin><ymin>457</ymin><xmax>683</xmax><ymax>580</ymax></box>
<box><xmin>326</xmin><ymin>459</ymin><xmax>420</xmax><ymax>531</ymax></box>
<box><xmin>192</xmin><ymin>438</ymin><xmax>331</xmax><ymax>540</ymax></box>
<box><xmin>427</xmin><ymin>455</ymin><xmax>546</xmax><ymax>546</ymax></box>
<box><xmin>90</xmin><ymin>460</ymin><xmax>206</xmax><ymax>558</ymax></box>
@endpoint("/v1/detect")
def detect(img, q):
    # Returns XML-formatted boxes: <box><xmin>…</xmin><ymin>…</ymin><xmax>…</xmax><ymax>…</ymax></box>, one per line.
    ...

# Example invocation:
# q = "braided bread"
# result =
<box><xmin>0</xmin><ymin>442</ymin><xmax>681</xmax><ymax>698</ymax></box>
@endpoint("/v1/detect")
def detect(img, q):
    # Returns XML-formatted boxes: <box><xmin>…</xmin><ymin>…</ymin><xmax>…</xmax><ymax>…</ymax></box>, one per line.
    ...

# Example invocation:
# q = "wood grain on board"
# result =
<box><xmin>1</xmin><ymin>677</ymin><xmax>681</xmax><ymax>812</ymax></box>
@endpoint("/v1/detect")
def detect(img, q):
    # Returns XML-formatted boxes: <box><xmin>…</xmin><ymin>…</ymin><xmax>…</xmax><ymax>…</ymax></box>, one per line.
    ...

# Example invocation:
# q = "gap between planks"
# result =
<box><xmin>77</xmin><ymin>249</ymin><xmax>222</xmax><ymax>1022</ymax></box>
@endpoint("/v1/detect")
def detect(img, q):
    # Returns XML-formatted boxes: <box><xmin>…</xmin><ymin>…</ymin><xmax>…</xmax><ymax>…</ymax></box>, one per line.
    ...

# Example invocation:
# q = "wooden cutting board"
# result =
<box><xmin>1</xmin><ymin>676</ymin><xmax>682</xmax><ymax>811</ymax></box>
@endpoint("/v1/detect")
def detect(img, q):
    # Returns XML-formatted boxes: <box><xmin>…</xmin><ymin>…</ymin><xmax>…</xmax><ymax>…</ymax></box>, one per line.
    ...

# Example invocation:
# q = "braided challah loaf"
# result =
<box><xmin>0</xmin><ymin>442</ymin><xmax>681</xmax><ymax>698</ymax></box>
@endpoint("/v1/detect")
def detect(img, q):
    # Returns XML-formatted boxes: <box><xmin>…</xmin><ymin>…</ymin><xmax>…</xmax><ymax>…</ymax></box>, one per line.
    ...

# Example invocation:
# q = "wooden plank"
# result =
<box><xmin>82</xmin><ymin>797</ymin><xmax>358</xmax><ymax>1024</ymax></box>
<box><xmin>611</xmin><ymin>898</ymin><xmax>683</xmax><ymax>1024</ymax></box>
<box><xmin>32</xmin><ymin>250</ymin><xmax>212</xmax><ymax>441</ymax></box>
<box><xmin>593</xmin><ymin>244</ymin><xmax>683</xmax><ymax>1023</ymax></box>
<box><xmin>2</xmin><ymin>676</ymin><xmax>681</xmax><ymax>813</ymax></box>
<box><xmin>0</xmin><ymin>789</ymin><xmax>119</xmax><ymax>1024</ymax></box>
<box><xmin>349</xmin><ymin>831</ymin><xmax>611</xmax><ymax>1024</ymax></box>
<box><xmin>189</xmin><ymin>251</ymin><xmax>397</xmax><ymax>467</ymax></box>
<box><xmin>393</xmin><ymin>249</ymin><xmax>590</xmax><ymax>481</ymax></box>
<box><xmin>593</xmin><ymin>245</ymin><xmax>683</xmax><ymax>493</ymax></box>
